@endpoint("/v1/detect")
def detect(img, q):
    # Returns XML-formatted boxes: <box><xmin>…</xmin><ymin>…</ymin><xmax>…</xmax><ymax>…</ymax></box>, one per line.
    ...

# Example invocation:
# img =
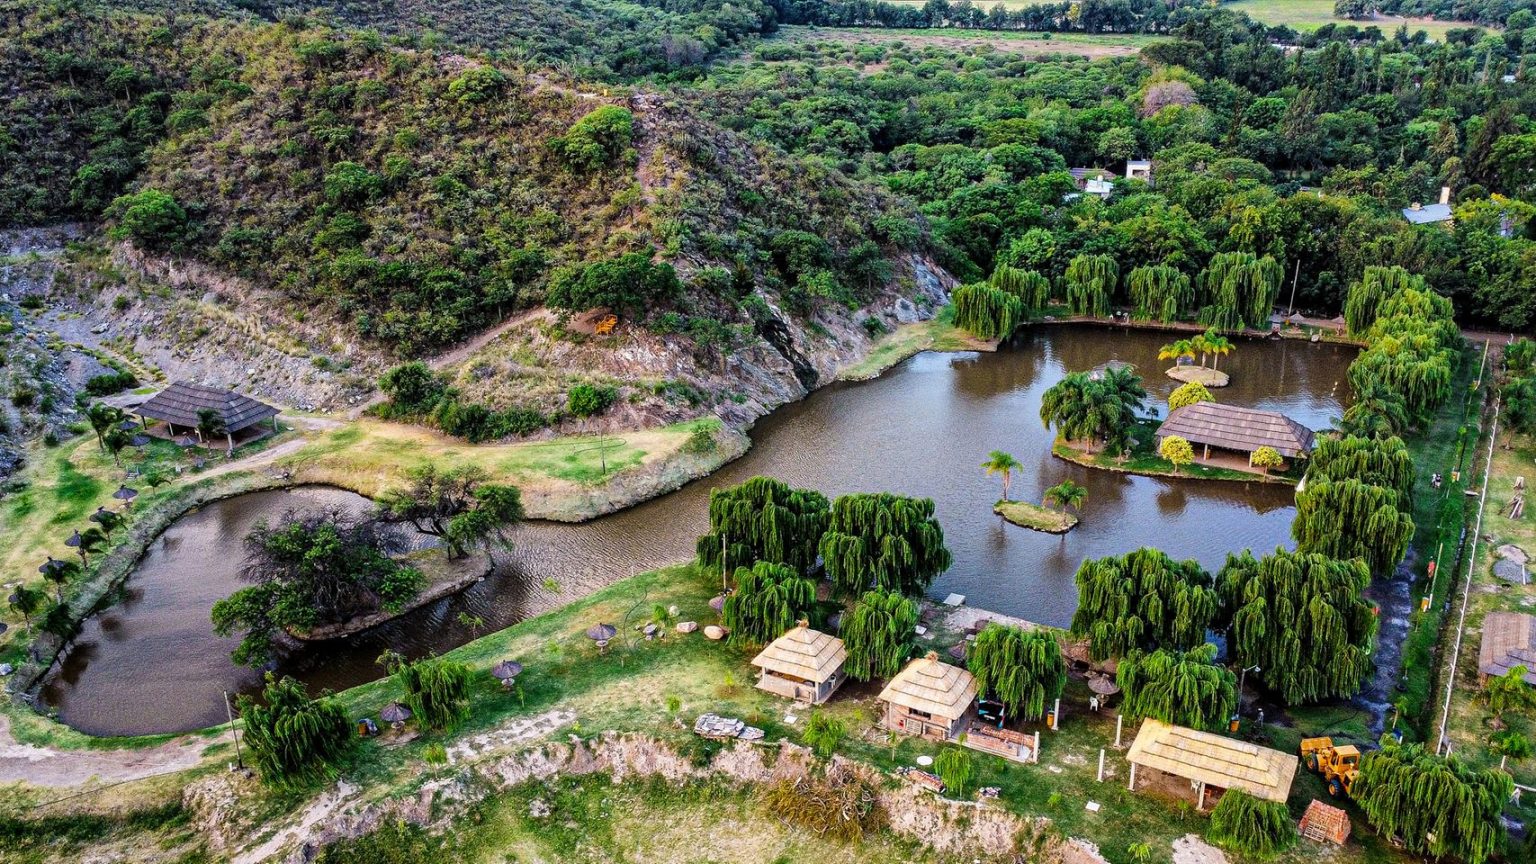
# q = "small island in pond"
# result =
<box><xmin>993</xmin><ymin>500</ymin><xmax>1078</xmax><ymax>534</ymax></box>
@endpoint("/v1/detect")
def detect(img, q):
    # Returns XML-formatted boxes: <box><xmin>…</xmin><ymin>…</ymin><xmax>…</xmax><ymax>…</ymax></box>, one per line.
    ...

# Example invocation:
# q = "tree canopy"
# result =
<box><xmin>1292</xmin><ymin>477</ymin><xmax>1414</xmax><ymax>578</ymax></box>
<box><xmin>966</xmin><ymin>624</ymin><xmax>1066</xmax><ymax>720</ymax></box>
<box><xmin>1218</xmin><ymin>549</ymin><xmax>1377</xmax><ymax>704</ymax></box>
<box><xmin>1070</xmin><ymin>548</ymin><xmax>1219</xmax><ymax>661</ymax></box>
<box><xmin>1040</xmin><ymin>368</ymin><xmax>1146</xmax><ymax>454</ymax></box>
<box><xmin>237</xmin><ymin>673</ymin><xmax>353</xmax><ymax>787</ymax></box>
<box><xmin>696</xmin><ymin>476</ymin><xmax>830</xmax><ymax>577</ymax></box>
<box><xmin>378</xmin><ymin>464</ymin><xmax>524</xmax><ymax>560</ymax></box>
<box><xmin>820</xmin><ymin>492</ymin><xmax>951</xmax><ymax>598</ymax></box>
<box><xmin>722</xmin><ymin>561</ymin><xmax>817</xmax><ymax>647</ymax></box>
<box><xmin>1116</xmin><ymin>643</ymin><xmax>1236</xmax><ymax>731</ymax></box>
<box><xmin>211</xmin><ymin>509</ymin><xmax>425</xmax><ymax>667</ymax></box>
<box><xmin>1351</xmin><ymin>744</ymin><xmax>1513</xmax><ymax>864</ymax></box>
<box><xmin>841</xmin><ymin>588</ymin><xmax>919</xmax><ymax>682</ymax></box>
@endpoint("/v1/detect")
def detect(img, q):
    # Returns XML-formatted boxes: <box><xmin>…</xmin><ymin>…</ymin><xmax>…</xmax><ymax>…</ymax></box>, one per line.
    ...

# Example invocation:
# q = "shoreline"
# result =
<box><xmin>290</xmin><ymin>549</ymin><xmax>494</xmax><ymax>642</ymax></box>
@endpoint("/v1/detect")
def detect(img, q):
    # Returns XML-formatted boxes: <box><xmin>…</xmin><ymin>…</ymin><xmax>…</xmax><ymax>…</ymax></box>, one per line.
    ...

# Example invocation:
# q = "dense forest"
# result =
<box><xmin>695</xmin><ymin>13</ymin><xmax>1536</xmax><ymax>327</ymax></box>
<box><xmin>2</xmin><ymin>0</ymin><xmax>1536</xmax><ymax>368</ymax></box>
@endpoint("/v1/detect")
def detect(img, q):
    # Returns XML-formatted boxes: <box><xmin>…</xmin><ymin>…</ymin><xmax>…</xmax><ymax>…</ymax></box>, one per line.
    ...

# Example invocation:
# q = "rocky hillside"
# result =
<box><xmin>0</xmin><ymin>2</ymin><xmax>952</xmax><ymax>443</ymax></box>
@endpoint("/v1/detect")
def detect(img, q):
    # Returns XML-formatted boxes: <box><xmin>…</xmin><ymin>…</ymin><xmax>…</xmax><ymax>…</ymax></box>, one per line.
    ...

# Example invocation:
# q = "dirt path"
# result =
<box><xmin>0</xmin><ymin>713</ymin><xmax>207</xmax><ymax>787</ymax></box>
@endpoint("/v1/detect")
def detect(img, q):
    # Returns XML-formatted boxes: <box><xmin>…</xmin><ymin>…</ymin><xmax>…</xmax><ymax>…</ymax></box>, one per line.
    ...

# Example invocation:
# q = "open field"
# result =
<box><xmin>1224</xmin><ymin>0</ymin><xmax>1482</xmax><ymax>39</ymax></box>
<box><xmin>1437</xmin><ymin>415</ymin><xmax>1536</xmax><ymax>789</ymax></box>
<box><xmin>776</xmin><ymin>25</ymin><xmax>1160</xmax><ymax>58</ymax></box>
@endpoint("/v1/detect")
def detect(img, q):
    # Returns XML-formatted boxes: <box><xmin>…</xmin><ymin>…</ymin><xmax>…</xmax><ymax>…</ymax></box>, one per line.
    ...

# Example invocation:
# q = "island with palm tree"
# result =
<box><xmin>984</xmin><ymin>450</ymin><xmax>1085</xmax><ymax>533</ymax></box>
<box><xmin>1158</xmin><ymin>329</ymin><xmax>1234</xmax><ymax>388</ymax></box>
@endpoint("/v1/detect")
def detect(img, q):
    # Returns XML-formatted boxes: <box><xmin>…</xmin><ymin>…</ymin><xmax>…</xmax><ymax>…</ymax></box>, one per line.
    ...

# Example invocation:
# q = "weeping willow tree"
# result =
<box><xmin>967</xmin><ymin>624</ymin><xmax>1066</xmax><ymax>720</ymax></box>
<box><xmin>1127</xmin><ymin>264</ymin><xmax>1193</xmax><ymax>324</ymax></box>
<box><xmin>1116</xmin><ymin>643</ymin><xmax>1235</xmax><ymax>730</ymax></box>
<box><xmin>1343</xmin><ymin>265</ymin><xmax>1421</xmax><ymax>337</ymax></box>
<box><xmin>952</xmin><ymin>283</ymin><xmax>1024</xmax><ymax>340</ymax></box>
<box><xmin>1207</xmin><ymin>790</ymin><xmax>1295</xmax><ymax>857</ymax></box>
<box><xmin>1064</xmin><ymin>254</ymin><xmax>1118</xmax><ymax>317</ymax></box>
<box><xmin>723</xmin><ymin>561</ymin><xmax>817</xmax><ymax>646</ymax></box>
<box><xmin>820</xmin><ymin>493</ymin><xmax>952</xmax><ymax>598</ymax></box>
<box><xmin>1348</xmin><ymin>287</ymin><xmax>1461</xmax><ymax>425</ymax></box>
<box><xmin>1196</xmin><ymin>252</ymin><xmax>1281</xmax><ymax>331</ymax></box>
<box><xmin>990</xmin><ymin>264</ymin><xmax>1051</xmax><ymax>317</ymax></box>
<box><xmin>237</xmin><ymin>673</ymin><xmax>353</xmax><ymax>786</ymax></box>
<box><xmin>390</xmin><ymin>655</ymin><xmax>473</xmax><ymax>732</ymax></box>
<box><xmin>1070</xmin><ymin>547</ymin><xmax>1219</xmax><ymax>660</ymax></box>
<box><xmin>1351</xmin><ymin>743</ymin><xmax>1513</xmax><ymax>864</ymax></box>
<box><xmin>696</xmin><ymin>476</ymin><xmax>830</xmax><ymax>578</ymax></box>
<box><xmin>841</xmin><ymin>588</ymin><xmax>918</xmax><ymax>681</ymax></box>
<box><xmin>1292</xmin><ymin>478</ymin><xmax>1415</xmax><ymax>578</ymax></box>
<box><xmin>1305</xmin><ymin>435</ymin><xmax>1415</xmax><ymax>512</ymax></box>
<box><xmin>1217</xmin><ymin>549</ymin><xmax>1376</xmax><ymax>705</ymax></box>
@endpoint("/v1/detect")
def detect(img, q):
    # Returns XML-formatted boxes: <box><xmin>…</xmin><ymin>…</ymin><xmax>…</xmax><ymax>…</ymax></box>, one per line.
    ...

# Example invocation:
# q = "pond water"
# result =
<box><xmin>44</xmin><ymin>324</ymin><xmax>1356</xmax><ymax>735</ymax></box>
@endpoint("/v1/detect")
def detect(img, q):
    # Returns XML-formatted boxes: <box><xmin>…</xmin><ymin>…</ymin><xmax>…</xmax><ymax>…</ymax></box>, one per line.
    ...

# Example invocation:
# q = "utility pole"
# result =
<box><xmin>721</xmin><ymin>533</ymin><xmax>728</xmax><ymax>594</ymax></box>
<box><xmin>1287</xmin><ymin>258</ymin><xmax>1301</xmax><ymax>316</ymax></box>
<box><xmin>223</xmin><ymin>690</ymin><xmax>244</xmax><ymax>771</ymax></box>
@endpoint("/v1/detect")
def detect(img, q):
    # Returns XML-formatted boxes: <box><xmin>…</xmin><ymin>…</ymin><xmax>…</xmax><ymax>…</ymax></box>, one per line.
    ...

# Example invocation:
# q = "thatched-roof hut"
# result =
<box><xmin>1478</xmin><ymin>611</ymin><xmax>1536</xmax><ymax>684</ymax></box>
<box><xmin>1156</xmin><ymin>402</ymin><xmax>1315</xmax><ymax>462</ymax></box>
<box><xmin>1126</xmin><ymin>719</ymin><xmax>1298</xmax><ymax>809</ymax></box>
<box><xmin>878</xmin><ymin>652</ymin><xmax>978</xmax><ymax>741</ymax></box>
<box><xmin>136</xmin><ymin>381</ymin><xmax>279</xmax><ymax>450</ymax></box>
<box><xmin>750</xmin><ymin>622</ymin><xmax>847</xmax><ymax>705</ymax></box>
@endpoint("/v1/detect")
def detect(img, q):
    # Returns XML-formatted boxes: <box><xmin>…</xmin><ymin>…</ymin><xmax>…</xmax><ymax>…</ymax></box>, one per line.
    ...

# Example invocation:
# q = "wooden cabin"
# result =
<box><xmin>750</xmin><ymin>622</ymin><xmax>846</xmax><ymax>705</ymax></box>
<box><xmin>877</xmin><ymin>653</ymin><xmax>978</xmax><ymax>742</ymax></box>
<box><xmin>1126</xmin><ymin>719</ymin><xmax>1297</xmax><ymax>810</ymax></box>
<box><xmin>1156</xmin><ymin>402</ymin><xmax>1315</xmax><ymax>467</ymax></box>
<box><xmin>135</xmin><ymin>381</ymin><xmax>279</xmax><ymax>453</ymax></box>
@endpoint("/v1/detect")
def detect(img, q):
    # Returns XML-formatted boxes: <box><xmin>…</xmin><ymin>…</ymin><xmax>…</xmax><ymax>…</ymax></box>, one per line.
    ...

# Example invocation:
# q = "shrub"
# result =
<box><xmin>550</xmin><ymin>105</ymin><xmax>634</xmax><ymax>171</ymax></box>
<box><xmin>378</xmin><ymin>362</ymin><xmax>445</xmax><ymax>416</ymax></box>
<box><xmin>1207</xmin><ymin>790</ymin><xmax>1295</xmax><ymax>857</ymax></box>
<box><xmin>238</xmin><ymin>673</ymin><xmax>353</xmax><ymax>786</ymax></box>
<box><xmin>567</xmin><ymin>384</ymin><xmax>617</xmax><ymax>418</ymax></box>
<box><xmin>545</xmin><ymin>252</ymin><xmax>681</xmax><ymax>316</ymax></box>
<box><xmin>84</xmin><ymin>370</ymin><xmax>138</xmax><ymax>397</ymax></box>
<box><xmin>323</xmin><ymin>162</ymin><xmax>383</xmax><ymax>206</ymax></box>
<box><xmin>1167</xmin><ymin>381</ymin><xmax>1213</xmax><ymax>412</ymax></box>
<box><xmin>107</xmin><ymin>189</ymin><xmax>187</xmax><ymax>249</ymax></box>
<box><xmin>446</xmin><ymin>65</ymin><xmax>506</xmax><ymax>103</ymax></box>
<box><xmin>934</xmin><ymin>747</ymin><xmax>974</xmax><ymax>798</ymax></box>
<box><xmin>803</xmin><ymin>712</ymin><xmax>845</xmax><ymax>758</ymax></box>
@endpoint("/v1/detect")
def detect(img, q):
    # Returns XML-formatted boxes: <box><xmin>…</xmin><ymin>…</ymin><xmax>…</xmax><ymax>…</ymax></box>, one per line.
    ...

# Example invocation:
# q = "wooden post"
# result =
<box><xmin>1128</xmin><ymin>761</ymin><xmax>1137</xmax><ymax>792</ymax></box>
<box><xmin>1034</xmin><ymin>731</ymin><xmax>1041</xmax><ymax>763</ymax></box>
<box><xmin>1197</xmin><ymin>781</ymin><xmax>1206</xmax><ymax>810</ymax></box>
<box><xmin>223</xmin><ymin>690</ymin><xmax>243</xmax><ymax>770</ymax></box>
<box><xmin>1115</xmin><ymin>714</ymin><xmax>1123</xmax><ymax>748</ymax></box>
<box><xmin>1052</xmin><ymin>698</ymin><xmax>1060</xmax><ymax>731</ymax></box>
<box><xmin>1097</xmin><ymin>748</ymin><xmax>1105</xmax><ymax>782</ymax></box>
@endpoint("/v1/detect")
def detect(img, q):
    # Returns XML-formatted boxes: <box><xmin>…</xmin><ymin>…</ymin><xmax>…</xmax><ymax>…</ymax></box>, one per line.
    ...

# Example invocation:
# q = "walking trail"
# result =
<box><xmin>0</xmin><ymin>713</ymin><xmax>208</xmax><ymax>788</ymax></box>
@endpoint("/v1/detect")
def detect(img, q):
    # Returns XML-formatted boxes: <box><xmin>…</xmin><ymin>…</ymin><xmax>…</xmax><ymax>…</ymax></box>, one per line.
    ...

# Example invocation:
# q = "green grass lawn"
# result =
<box><xmin>994</xmin><ymin>499</ymin><xmax>1078</xmax><ymax>533</ymax></box>
<box><xmin>838</xmin><ymin>305</ymin><xmax>999</xmax><ymax>382</ymax></box>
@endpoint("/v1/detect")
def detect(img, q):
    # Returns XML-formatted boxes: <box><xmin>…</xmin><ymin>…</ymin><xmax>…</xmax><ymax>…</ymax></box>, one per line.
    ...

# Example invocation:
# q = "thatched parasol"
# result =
<box><xmin>89</xmin><ymin>506</ymin><xmax>113</xmax><ymax>526</ymax></box>
<box><xmin>586</xmin><ymin>623</ymin><xmax>617</xmax><ymax>642</ymax></box>
<box><xmin>1087</xmin><ymin>675</ymin><xmax>1121</xmax><ymax>696</ymax></box>
<box><xmin>492</xmin><ymin>660</ymin><xmax>523</xmax><ymax>682</ymax></box>
<box><xmin>113</xmin><ymin>485</ymin><xmax>139</xmax><ymax>505</ymax></box>
<box><xmin>380</xmin><ymin>702</ymin><xmax>412</xmax><ymax>726</ymax></box>
<box><xmin>0</xmin><ymin>621</ymin><xmax>8</xmax><ymax>636</ymax></box>
<box><xmin>174</xmin><ymin>435</ymin><xmax>198</xmax><ymax>448</ymax></box>
<box><xmin>129</xmin><ymin>434</ymin><xmax>151</xmax><ymax>447</ymax></box>
<box><xmin>708</xmin><ymin>595</ymin><xmax>726</xmax><ymax>613</ymax></box>
<box><xmin>39</xmin><ymin>556</ymin><xmax>69</xmax><ymax>578</ymax></box>
<box><xmin>118</xmin><ymin>420</ymin><xmax>139</xmax><ymax>431</ymax></box>
<box><xmin>64</xmin><ymin>530</ymin><xmax>83</xmax><ymax>549</ymax></box>
<box><xmin>947</xmin><ymin>642</ymin><xmax>967</xmax><ymax>661</ymax></box>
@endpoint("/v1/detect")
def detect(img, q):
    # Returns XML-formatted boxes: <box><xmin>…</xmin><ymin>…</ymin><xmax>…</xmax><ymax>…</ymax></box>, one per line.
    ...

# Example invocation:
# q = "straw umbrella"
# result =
<box><xmin>113</xmin><ymin>485</ymin><xmax>139</xmax><ymax>509</ymax></box>
<box><xmin>380</xmin><ymin>702</ymin><xmax>412</xmax><ymax>731</ymax></box>
<box><xmin>492</xmin><ymin>660</ymin><xmax>523</xmax><ymax>687</ymax></box>
<box><xmin>947</xmin><ymin>642</ymin><xmax>967</xmax><ymax>662</ymax></box>
<box><xmin>586</xmin><ymin>623</ymin><xmax>617</xmax><ymax>653</ymax></box>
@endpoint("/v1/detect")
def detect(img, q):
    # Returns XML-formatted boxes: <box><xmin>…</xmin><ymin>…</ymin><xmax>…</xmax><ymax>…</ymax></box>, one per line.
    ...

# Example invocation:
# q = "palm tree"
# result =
<box><xmin>982</xmin><ymin>450</ymin><xmax>1023</xmax><ymax>501</ymax></box>
<box><xmin>7</xmin><ymin>584</ymin><xmax>45</xmax><ymax>633</ymax></box>
<box><xmin>1044</xmin><ymin>480</ymin><xmax>1088</xmax><ymax>513</ymax></box>
<box><xmin>1203</xmin><ymin>330</ymin><xmax>1234</xmax><ymax>369</ymax></box>
<box><xmin>1157</xmin><ymin>339</ymin><xmax>1196</xmax><ymax>365</ymax></box>
<box><xmin>1190</xmin><ymin>332</ymin><xmax>1211</xmax><ymax>367</ymax></box>
<box><xmin>196</xmin><ymin>407</ymin><xmax>231</xmax><ymax>454</ymax></box>
<box><xmin>85</xmin><ymin>403</ymin><xmax>126</xmax><ymax>452</ymax></box>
